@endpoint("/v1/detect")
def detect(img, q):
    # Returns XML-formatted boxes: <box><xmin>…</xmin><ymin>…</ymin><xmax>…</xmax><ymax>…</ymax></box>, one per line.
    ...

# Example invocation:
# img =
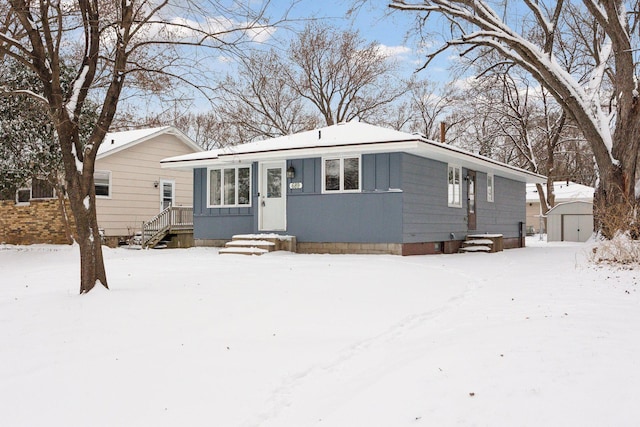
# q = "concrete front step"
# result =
<box><xmin>220</xmin><ymin>234</ymin><xmax>297</xmax><ymax>255</ymax></box>
<box><xmin>225</xmin><ymin>240</ymin><xmax>275</xmax><ymax>251</ymax></box>
<box><xmin>219</xmin><ymin>247</ymin><xmax>270</xmax><ymax>256</ymax></box>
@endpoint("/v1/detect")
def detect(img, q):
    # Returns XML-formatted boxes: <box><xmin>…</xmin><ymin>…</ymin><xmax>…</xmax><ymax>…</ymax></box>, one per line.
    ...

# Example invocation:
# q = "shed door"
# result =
<box><xmin>466</xmin><ymin>170</ymin><xmax>476</xmax><ymax>230</ymax></box>
<box><xmin>259</xmin><ymin>161</ymin><xmax>286</xmax><ymax>231</ymax></box>
<box><xmin>562</xmin><ymin>215</ymin><xmax>592</xmax><ymax>242</ymax></box>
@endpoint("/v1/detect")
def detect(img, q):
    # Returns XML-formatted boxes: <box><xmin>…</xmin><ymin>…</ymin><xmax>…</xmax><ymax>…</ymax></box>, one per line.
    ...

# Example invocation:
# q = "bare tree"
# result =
<box><xmin>288</xmin><ymin>22</ymin><xmax>409</xmax><ymax>126</ymax></box>
<box><xmin>0</xmin><ymin>0</ymin><xmax>283</xmax><ymax>293</ymax></box>
<box><xmin>210</xmin><ymin>23</ymin><xmax>408</xmax><ymax>141</ymax></box>
<box><xmin>217</xmin><ymin>50</ymin><xmax>319</xmax><ymax>142</ymax></box>
<box><xmin>448</xmin><ymin>69</ymin><xmax>594</xmax><ymax>215</ymax></box>
<box><xmin>390</xmin><ymin>0</ymin><xmax>640</xmax><ymax>237</ymax></box>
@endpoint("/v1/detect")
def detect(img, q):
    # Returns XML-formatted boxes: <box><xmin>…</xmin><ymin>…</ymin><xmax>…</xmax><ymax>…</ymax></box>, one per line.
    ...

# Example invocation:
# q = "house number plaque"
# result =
<box><xmin>289</xmin><ymin>182</ymin><xmax>303</xmax><ymax>190</ymax></box>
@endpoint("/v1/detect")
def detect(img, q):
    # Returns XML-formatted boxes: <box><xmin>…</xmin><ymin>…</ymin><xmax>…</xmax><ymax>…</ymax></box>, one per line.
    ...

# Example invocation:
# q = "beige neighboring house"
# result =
<box><xmin>95</xmin><ymin>126</ymin><xmax>202</xmax><ymax>245</ymax></box>
<box><xmin>526</xmin><ymin>181</ymin><xmax>594</xmax><ymax>234</ymax></box>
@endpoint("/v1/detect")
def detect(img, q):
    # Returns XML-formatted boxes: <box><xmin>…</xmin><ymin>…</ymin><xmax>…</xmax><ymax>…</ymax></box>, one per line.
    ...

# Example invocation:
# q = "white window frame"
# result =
<box><xmin>447</xmin><ymin>164</ymin><xmax>462</xmax><ymax>208</ymax></box>
<box><xmin>16</xmin><ymin>188</ymin><xmax>31</xmax><ymax>205</ymax></box>
<box><xmin>487</xmin><ymin>173</ymin><xmax>494</xmax><ymax>203</ymax></box>
<box><xmin>321</xmin><ymin>155</ymin><xmax>361</xmax><ymax>194</ymax></box>
<box><xmin>207</xmin><ymin>165</ymin><xmax>252</xmax><ymax>208</ymax></box>
<box><xmin>30</xmin><ymin>179</ymin><xmax>56</xmax><ymax>200</ymax></box>
<box><xmin>94</xmin><ymin>170</ymin><xmax>112</xmax><ymax>199</ymax></box>
<box><xmin>160</xmin><ymin>179</ymin><xmax>175</xmax><ymax>210</ymax></box>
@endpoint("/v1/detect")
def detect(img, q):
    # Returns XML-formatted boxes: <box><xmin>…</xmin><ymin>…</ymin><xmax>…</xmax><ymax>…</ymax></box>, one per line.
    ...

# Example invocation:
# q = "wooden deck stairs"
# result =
<box><xmin>139</xmin><ymin>206</ymin><xmax>193</xmax><ymax>249</ymax></box>
<box><xmin>460</xmin><ymin>234</ymin><xmax>504</xmax><ymax>254</ymax></box>
<box><xmin>220</xmin><ymin>234</ymin><xmax>297</xmax><ymax>256</ymax></box>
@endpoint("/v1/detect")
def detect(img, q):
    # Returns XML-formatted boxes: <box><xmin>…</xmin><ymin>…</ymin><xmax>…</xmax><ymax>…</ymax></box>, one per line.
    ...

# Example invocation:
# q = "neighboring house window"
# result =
<box><xmin>31</xmin><ymin>179</ymin><xmax>55</xmax><ymax>199</ymax></box>
<box><xmin>16</xmin><ymin>188</ymin><xmax>31</xmax><ymax>204</ymax></box>
<box><xmin>322</xmin><ymin>156</ymin><xmax>360</xmax><ymax>193</ymax></box>
<box><xmin>448</xmin><ymin>164</ymin><xmax>462</xmax><ymax>207</ymax></box>
<box><xmin>14</xmin><ymin>179</ymin><xmax>55</xmax><ymax>204</ymax></box>
<box><xmin>94</xmin><ymin>171</ymin><xmax>111</xmax><ymax>197</ymax></box>
<box><xmin>208</xmin><ymin>166</ymin><xmax>251</xmax><ymax>207</ymax></box>
<box><xmin>487</xmin><ymin>173</ymin><xmax>494</xmax><ymax>202</ymax></box>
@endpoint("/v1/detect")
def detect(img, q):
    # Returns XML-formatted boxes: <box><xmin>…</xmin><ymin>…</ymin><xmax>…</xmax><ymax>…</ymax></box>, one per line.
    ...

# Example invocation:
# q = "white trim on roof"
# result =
<box><xmin>97</xmin><ymin>126</ymin><xmax>202</xmax><ymax>160</ymax></box>
<box><xmin>161</xmin><ymin>122</ymin><xmax>545</xmax><ymax>183</ymax></box>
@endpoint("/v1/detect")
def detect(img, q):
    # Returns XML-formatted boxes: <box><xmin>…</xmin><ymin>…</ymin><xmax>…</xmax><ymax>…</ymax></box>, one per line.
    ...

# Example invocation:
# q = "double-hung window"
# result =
<box><xmin>208</xmin><ymin>166</ymin><xmax>251</xmax><ymax>207</ymax></box>
<box><xmin>322</xmin><ymin>156</ymin><xmax>360</xmax><ymax>193</ymax></box>
<box><xmin>447</xmin><ymin>164</ymin><xmax>462</xmax><ymax>207</ymax></box>
<box><xmin>94</xmin><ymin>171</ymin><xmax>111</xmax><ymax>198</ymax></box>
<box><xmin>31</xmin><ymin>179</ymin><xmax>55</xmax><ymax>199</ymax></box>
<box><xmin>487</xmin><ymin>173</ymin><xmax>494</xmax><ymax>202</ymax></box>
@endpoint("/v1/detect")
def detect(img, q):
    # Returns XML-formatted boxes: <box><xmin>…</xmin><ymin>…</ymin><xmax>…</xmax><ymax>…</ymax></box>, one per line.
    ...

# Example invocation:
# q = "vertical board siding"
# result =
<box><xmin>192</xmin><ymin>165</ymin><xmax>256</xmax><ymax>240</ymax></box>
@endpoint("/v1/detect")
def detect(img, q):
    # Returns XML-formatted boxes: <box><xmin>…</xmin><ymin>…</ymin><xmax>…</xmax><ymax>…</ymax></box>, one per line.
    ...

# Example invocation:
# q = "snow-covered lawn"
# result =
<box><xmin>2</xmin><ymin>239</ymin><xmax>639</xmax><ymax>426</ymax></box>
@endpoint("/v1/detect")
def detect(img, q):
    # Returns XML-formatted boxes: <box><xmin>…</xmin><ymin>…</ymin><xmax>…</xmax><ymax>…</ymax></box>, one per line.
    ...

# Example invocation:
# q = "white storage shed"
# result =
<box><xmin>546</xmin><ymin>201</ymin><xmax>594</xmax><ymax>242</ymax></box>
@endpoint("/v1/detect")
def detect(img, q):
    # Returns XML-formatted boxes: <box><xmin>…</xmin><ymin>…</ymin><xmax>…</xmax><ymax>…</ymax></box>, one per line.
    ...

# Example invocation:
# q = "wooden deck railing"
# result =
<box><xmin>141</xmin><ymin>206</ymin><xmax>193</xmax><ymax>248</ymax></box>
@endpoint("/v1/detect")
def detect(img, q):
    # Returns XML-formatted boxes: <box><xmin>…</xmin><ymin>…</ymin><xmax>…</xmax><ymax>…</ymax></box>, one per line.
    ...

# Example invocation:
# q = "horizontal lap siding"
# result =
<box><xmin>287</xmin><ymin>192</ymin><xmax>402</xmax><ymax>243</ymax></box>
<box><xmin>95</xmin><ymin>135</ymin><xmax>196</xmax><ymax>237</ymax></box>
<box><xmin>401</xmin><ymin>153</ymin><xmax>467</xmax><ymax>243</ymax></box>
<box><xmin>476</xmin><ymin>174</ymin><xmax>525</xmax><ymax>239</ymax></box>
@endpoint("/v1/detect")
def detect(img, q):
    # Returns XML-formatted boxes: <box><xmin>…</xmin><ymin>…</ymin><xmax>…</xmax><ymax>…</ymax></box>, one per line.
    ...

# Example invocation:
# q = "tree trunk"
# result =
<box><xmin>68</xmin><ymin>188</ymin><xmax>108</xmax><ymax>294</ymax></box>
<box><xmin>56</xmin><ymin>189</ymin><xmax>75</xmax><ymax>245</ymax></box>
<box><xmin>58</xmin><ymin>122</ymin><xmax>109</xmax><ymax>294</ymax></box>
<box><xmin>594</xmin><ymin>102</ymin><xmax>640</xmax><ymax>238</ymax></box>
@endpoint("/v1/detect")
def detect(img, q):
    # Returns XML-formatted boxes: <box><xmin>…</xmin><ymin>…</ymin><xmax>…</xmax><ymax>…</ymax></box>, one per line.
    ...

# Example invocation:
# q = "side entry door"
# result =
<box><xmin>466</xmin><ymin>170</ymin><xmax>476</xmax><ymax>230</ymax></box>
<box><xmin>160</xmin><ymin>179</ymin><xmax>175</xmax><ymax>211</ymax></box>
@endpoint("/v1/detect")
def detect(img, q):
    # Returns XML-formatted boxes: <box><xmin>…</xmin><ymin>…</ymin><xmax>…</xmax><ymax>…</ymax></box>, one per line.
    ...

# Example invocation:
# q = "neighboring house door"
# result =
<box><xmin>160</xmin><ymin>179</ymin><xmax>175</xmax><ymax>211</ymax></box>
<box><xmin>466</xmin><ymin>170</ymin><xmax>476</xmax><ymax>230</ymax></box>
<box><xmin>259</xmin><ymin>161</ymin><xmax>286</xmax><ymax>231</ymax></box>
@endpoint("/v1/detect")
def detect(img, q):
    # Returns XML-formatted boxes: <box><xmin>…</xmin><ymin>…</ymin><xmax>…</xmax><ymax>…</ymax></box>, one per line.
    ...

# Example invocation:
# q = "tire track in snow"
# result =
<box><xmin>243</xmin><ymin>263</ymin><xmax>487</xmax><ymax>426</ymax></box>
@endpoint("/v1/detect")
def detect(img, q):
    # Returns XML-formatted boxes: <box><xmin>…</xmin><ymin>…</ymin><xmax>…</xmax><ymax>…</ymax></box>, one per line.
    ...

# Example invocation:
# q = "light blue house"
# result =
<box><xmin>161</xmin><ymin>122</ymin><xmax>545</xmax><ymax>255</ymax></box>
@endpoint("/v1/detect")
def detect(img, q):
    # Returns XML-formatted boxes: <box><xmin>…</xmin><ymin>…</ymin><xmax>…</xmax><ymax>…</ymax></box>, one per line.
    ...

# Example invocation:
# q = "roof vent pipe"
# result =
<box><xmin>111</xmin><ymin>139</ymin><xmax>115</xmax><ymax>144</ymax></box>
<box><xmin>318</xmin><ymin>130</ymin><xmax>321</xmax><ymax>139</ymax></box>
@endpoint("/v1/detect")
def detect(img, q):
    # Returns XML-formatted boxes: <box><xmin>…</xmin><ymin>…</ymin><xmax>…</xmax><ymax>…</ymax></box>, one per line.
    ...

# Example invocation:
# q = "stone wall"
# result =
<box><xmin>0</xmin><ymin>199</ymin><xmax>74</xmax><ymax>245</ymax></box>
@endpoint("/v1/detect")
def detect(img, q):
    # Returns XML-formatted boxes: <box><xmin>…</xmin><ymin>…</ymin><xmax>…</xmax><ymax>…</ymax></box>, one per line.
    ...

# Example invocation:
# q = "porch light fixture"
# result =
<box><xmin>286</xmin><ymin>166</ymin><xmax>295</xmax><ymax>179</ymax></box>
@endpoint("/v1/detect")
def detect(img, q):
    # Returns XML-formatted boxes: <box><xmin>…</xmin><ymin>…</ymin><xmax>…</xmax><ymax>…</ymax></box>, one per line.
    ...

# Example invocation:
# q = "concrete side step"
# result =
<box><xmin>463</xmin><ymin>238</ymin><xmax>494</xmax><ymax>246</ymax></box>
<box><xmin>460</xmin><ymin>246</ymin><xmax>492</xmax><ymax>253</ymax></box>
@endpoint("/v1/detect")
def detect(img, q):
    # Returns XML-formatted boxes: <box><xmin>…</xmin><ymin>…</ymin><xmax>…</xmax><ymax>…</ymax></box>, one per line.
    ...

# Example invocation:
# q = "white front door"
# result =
<box><xmin>259</xmin><ymin>162</ymin><xmax>286</xmax><ymax>231</ymax></box>
<box><xmin>160</xmin><ymin>179</ymin><xmax>175</xmax><ymax>211</ymax></box>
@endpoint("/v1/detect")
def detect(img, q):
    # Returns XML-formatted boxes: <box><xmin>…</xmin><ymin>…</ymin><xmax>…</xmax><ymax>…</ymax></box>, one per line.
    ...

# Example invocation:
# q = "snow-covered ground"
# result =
<box><xmin>2</xmin><ymin>238</ymin><xmax>639</xmax><ymax>426</ymax></box>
